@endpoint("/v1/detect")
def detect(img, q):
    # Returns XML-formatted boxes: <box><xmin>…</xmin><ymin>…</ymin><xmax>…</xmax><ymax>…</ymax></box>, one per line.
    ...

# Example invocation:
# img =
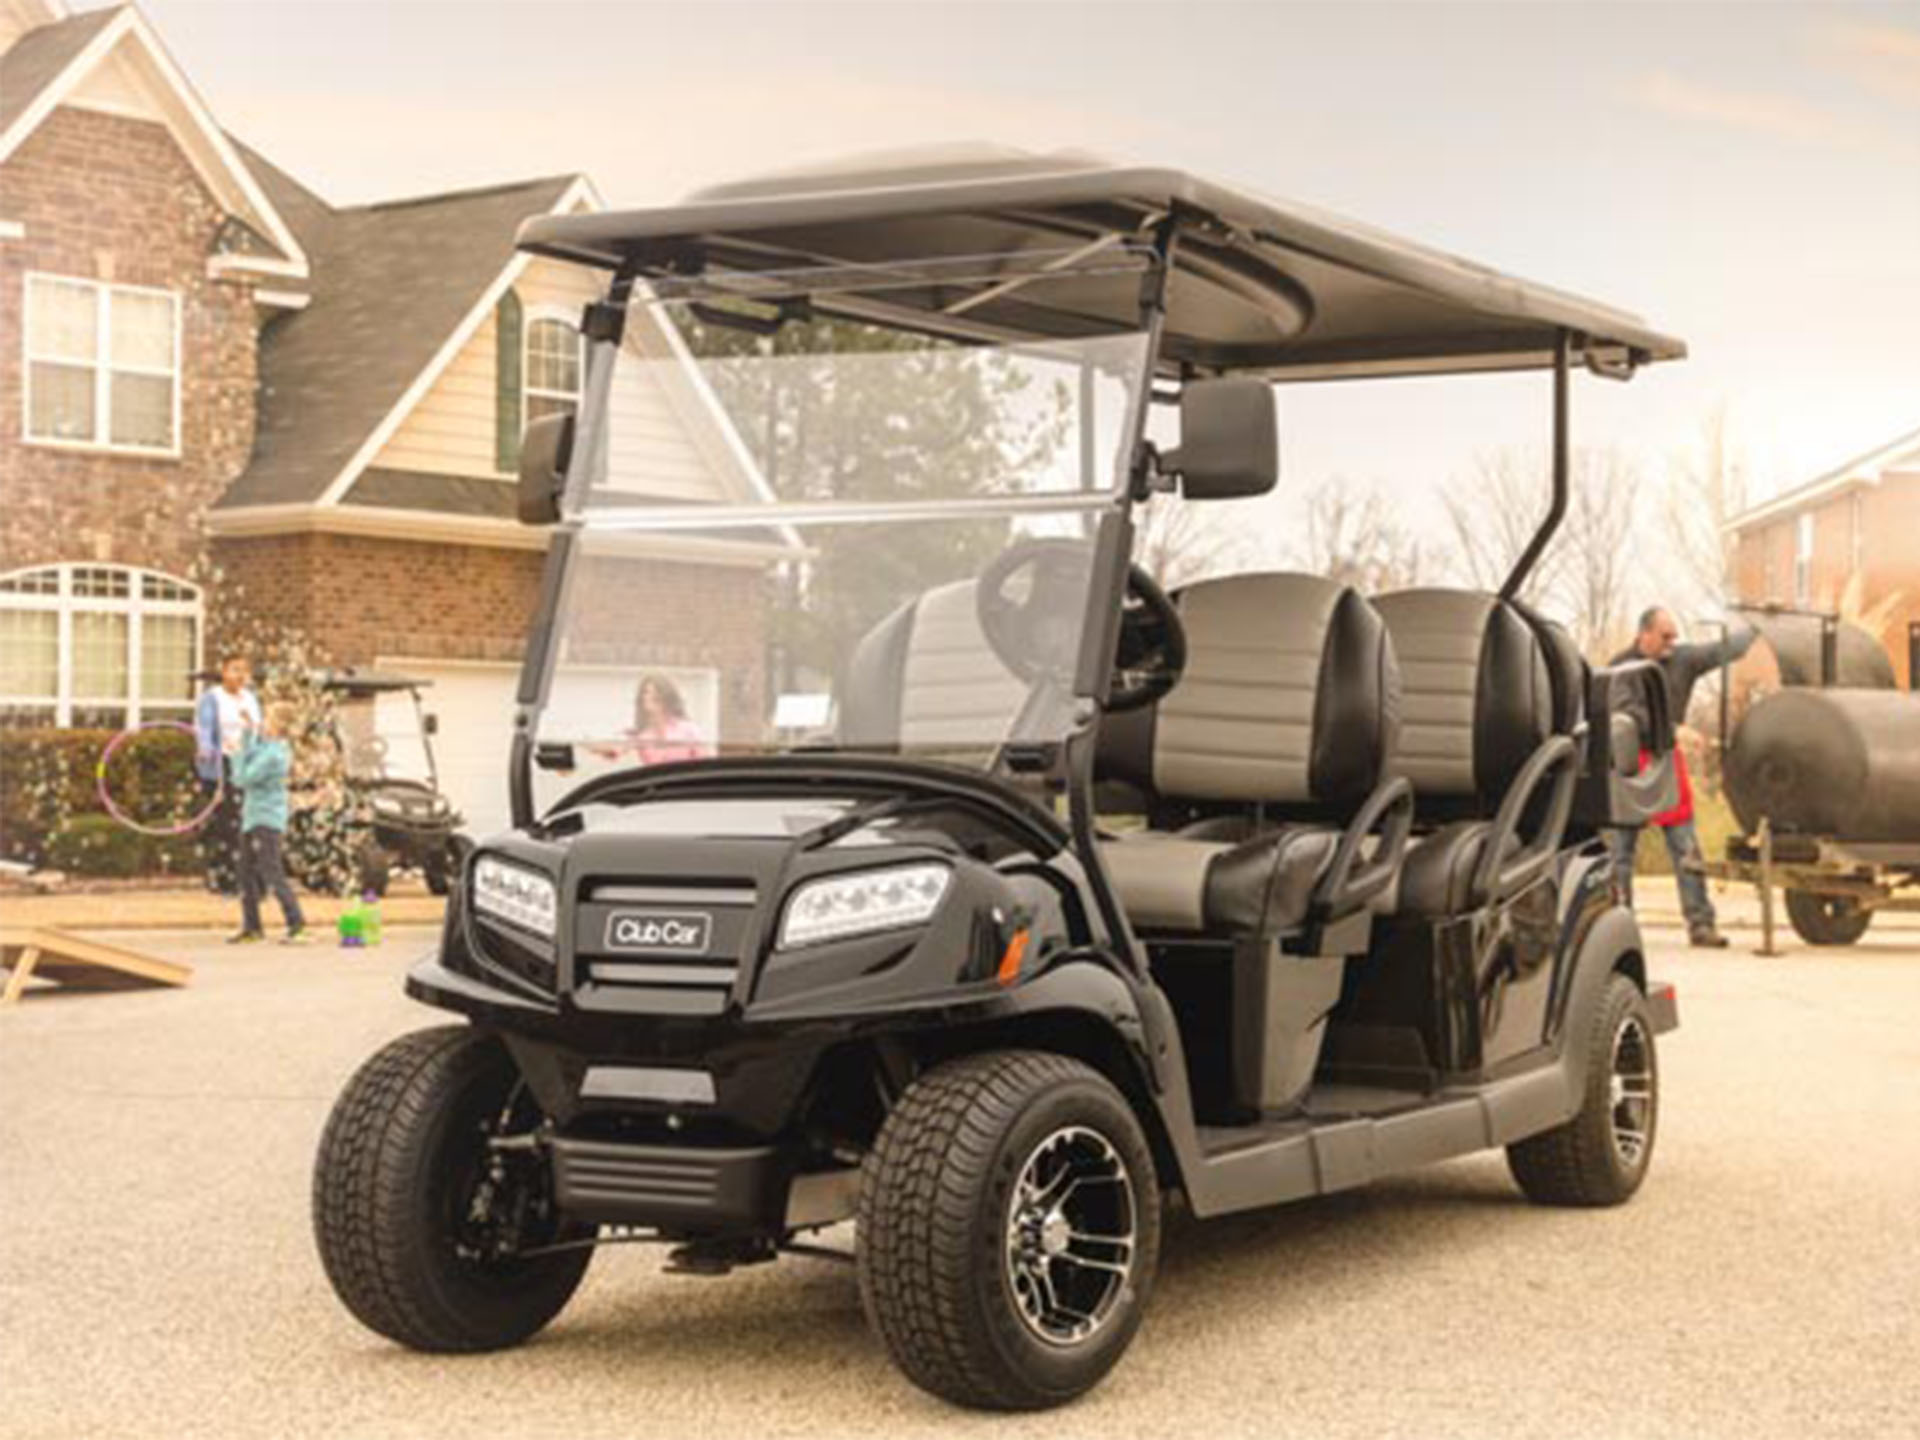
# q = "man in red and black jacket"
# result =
<box><xmin>1610</xmin><ymin>606</ymin><xmax>1757</xmax><ymax>948</ymax></box>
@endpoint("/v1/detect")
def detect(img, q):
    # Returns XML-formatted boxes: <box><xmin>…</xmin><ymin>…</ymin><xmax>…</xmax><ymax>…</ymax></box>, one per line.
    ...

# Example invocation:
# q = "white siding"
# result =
<box><xmin>372</xmin><ymin>256</ymin><xmax>746</xmax><ymax>505</ymax></box>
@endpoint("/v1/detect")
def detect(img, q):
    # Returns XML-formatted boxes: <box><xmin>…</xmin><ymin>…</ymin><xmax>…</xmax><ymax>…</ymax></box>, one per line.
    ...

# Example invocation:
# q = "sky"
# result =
<box><xmin>130</xmin><ymin>0</ymin><xmax>1920</xmax><ymax>520</ymax></box>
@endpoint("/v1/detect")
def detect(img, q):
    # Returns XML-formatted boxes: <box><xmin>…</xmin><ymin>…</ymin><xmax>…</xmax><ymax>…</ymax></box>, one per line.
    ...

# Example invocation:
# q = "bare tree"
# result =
<box><xmin>1662</xmin><ymin>405</ymin><xmax>1747</xmax><ymax>613</ymax></box>
<box><xmin>1132</xmin><ymin>493</ymin><xmax>1261</xmax><ymax>589</ymax></box>
<box><xmin>1441</xmin><ymin>445</ymin><xmax>1647</xmax><ymax>657</ymax></box>
<box><xmin>1297</xmin><ymin>477</ymin><xmax>1428</xmax><ymax>592</ymax></box>
<box><xmin>1440</xmin><ymin>449</ymin><xmax>1564</xmax><ymax>606</ymax></box>
<box><xmin>1555</xmin><ymin>447</ymin><xmax>1644</xmax><ymax>656</ymax></box>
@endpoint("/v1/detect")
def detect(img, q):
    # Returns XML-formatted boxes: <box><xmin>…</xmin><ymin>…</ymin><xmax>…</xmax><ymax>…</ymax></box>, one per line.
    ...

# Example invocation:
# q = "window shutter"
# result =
<box><xmin>495</xmin><ymin>289</ymin><xmax>524</xmax><ymax>472</ymax></box>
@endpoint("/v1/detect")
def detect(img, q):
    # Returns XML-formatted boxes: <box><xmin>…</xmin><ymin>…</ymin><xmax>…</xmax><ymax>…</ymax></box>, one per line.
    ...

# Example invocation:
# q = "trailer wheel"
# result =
<box><xmin>1784</xmin><ymin>889</ymin><xmax>1873</xmax><ymax>946</ymax></box>
<box><xmin>1507</xmin><ymin>974</ymin><xmax>1658</xmax><ymax>1207</ymax></box>
<box><xmin>857</xmin><ymin>1050</ymin><xmax>1160</xmax><ymax>1411</ymax></box>
<box><xmin>313</xmin><ymin>1026</ymin><xmax>592</xmax><ymax>1352</ymax></box>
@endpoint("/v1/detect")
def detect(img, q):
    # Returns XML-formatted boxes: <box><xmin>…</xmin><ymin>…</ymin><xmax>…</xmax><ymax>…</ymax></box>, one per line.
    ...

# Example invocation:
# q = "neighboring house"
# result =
<box><xmin>0</xmin><ymin>0</ymin><xmax>779</xmax><ymax>834</ymax></box>
<box><xmin>1726</xmin><ymin>425</ymin><xmax>1920</xmax><ymax>688</ymax></box>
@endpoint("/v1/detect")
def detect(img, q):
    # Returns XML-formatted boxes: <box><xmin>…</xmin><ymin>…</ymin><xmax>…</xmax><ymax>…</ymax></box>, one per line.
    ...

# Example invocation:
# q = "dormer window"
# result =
<box><xmin>525</xmin><ymin>314</ymin><xmax>582</xmax><ymax>427</ymax></box>
<box><xmin>23</xmin><ymin>274</ymin><xmax>180</xmax><ymax>454</ymax></box>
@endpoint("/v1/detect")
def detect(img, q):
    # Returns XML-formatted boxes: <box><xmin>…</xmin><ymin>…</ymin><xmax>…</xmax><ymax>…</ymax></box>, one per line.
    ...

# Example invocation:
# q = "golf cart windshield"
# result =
<box><xmin>532</xmin><ymin>315</ymin><xmax>1149</xmax><ymax>778</ymax></box>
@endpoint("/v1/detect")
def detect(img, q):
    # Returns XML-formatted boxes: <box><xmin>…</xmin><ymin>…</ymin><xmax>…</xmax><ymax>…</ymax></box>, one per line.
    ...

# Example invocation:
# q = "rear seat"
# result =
<box><xmin>1370</xmin><ymin>588</ymin><xmax>1582</xmax><ymax>917</ymax></box>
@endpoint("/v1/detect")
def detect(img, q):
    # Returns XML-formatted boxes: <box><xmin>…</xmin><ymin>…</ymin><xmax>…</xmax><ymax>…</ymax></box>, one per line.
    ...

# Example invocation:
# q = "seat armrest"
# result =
<box><xmin>1311</xmin><ymin>776</ymin><xmax>1415</xmax><ymax>920</ymax></box>
<box><xmin>1471</xmin><ymin>734</ymin><xmax>1578</xmax><ymax>905</ymax></box>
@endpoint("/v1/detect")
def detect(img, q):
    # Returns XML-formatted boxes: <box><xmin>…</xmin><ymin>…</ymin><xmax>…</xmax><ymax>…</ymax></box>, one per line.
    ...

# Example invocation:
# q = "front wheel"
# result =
<box><xmin>1785</xmin><ymin>889</ymin><xmax>1873</xmax><ymax>946</ymax></box>
<box><xmin>857</xmin><ymin>1050</ymin><xmax>1161</xmax><ymax>1411</ymax></box>
<box><xmin>312</xmin><ymin>1025</ymin><xmax>592</xmax><ymax>1352</ymax></box>
<box><xmin>1507</xmin><ymin>974</ymin><xmax>1658</xmax><ymax>1207</ymax></box>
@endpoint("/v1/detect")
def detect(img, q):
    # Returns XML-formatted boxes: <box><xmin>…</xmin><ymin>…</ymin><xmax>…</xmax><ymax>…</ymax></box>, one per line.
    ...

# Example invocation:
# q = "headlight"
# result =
<box><xmin>472</xmin><ymin>855</ymin><xmax>557</xmax><ymax>939</ymax></box>
<box><xmin>778</xmin><ymin>863</ymin><xmax>951</xmax><ymax>949</ymax></box>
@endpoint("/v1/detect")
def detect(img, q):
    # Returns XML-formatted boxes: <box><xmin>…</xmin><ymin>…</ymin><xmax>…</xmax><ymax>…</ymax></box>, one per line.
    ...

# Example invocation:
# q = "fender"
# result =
<box><xmin>1553</xmin><ymin>902</ymin><xmax>1645</xmax><ymax>1096</ymax></box>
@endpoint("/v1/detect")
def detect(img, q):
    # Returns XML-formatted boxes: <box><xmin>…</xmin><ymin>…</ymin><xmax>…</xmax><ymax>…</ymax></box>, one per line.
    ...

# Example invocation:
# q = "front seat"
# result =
<box><xmin>1371</xmin><ymin>589</ymin><xmax>1582</xmax><ymax>918</ymax></box>
<box><xmin>1097</xmin><ymin>572</ymin><xmax>1411</xmax><ymax>948</ymax></box>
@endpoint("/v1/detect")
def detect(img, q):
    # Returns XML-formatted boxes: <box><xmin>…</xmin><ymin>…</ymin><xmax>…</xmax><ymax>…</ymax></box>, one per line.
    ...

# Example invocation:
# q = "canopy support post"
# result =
<box><xmin>1500</xmin><ymin>328</ymin><xmax>1572</xmax><ymax>602</ymax></box>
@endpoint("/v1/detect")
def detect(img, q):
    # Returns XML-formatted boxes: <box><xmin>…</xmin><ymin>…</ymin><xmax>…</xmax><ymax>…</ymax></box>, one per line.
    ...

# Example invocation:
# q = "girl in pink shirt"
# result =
<box><xmin>608</xmin><ymin>674</ymin><xmax>712</xmax><ymax>766</ymax></box>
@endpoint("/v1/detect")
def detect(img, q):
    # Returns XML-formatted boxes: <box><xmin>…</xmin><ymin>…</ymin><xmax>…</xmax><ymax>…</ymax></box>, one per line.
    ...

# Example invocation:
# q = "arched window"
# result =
<box><xmin>524</xmin><ymin>312</ymin><xmax>583</xmax><ymax>428</ymax></box>
<box><xmin>0</xmin><ymin>564</ymin><xmax>202</xmax><ymax>730</ymax></box>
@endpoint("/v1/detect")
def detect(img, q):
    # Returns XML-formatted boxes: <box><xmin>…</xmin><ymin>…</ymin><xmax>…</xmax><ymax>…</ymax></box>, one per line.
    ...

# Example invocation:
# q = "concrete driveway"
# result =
<box><xmin>2</xmin><ymin>920</ymin><xmax>1916</xmax><ymax>1439</ymax></box>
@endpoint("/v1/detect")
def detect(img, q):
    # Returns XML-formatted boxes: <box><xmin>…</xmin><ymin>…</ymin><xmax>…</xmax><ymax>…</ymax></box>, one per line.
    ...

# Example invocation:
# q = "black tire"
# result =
<box><xmin>857</xmin><ymin>1050</ymin><xmax>1160</xmax><ymax>1411</ymax></box>
<box><xmin>312</xmin><ymin>1025</ymin><xmax>592</xmax><ymax>1352</ymax></box>
<box><xmin>1785</xmin><ymin>889</ymin><xmax>1873</xmax><ymax>946</ymax></box>
<box><xmin>355</xmin><ymin>841</ymin><xmax>392</xmax><ymax>899</ymax></box>
<box><xmin>1508</xmin><ymin>974</ymin><xmax>1659</xmax><ymax>1207</ymax></box>
<box><xmin>423</xmin><ymin>836</ymin><xmax>469</xmax><ymax>898</ymax></box>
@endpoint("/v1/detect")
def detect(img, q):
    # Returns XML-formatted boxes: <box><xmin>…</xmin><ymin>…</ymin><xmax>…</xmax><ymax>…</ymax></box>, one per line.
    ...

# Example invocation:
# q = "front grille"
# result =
<box><xmin>571</xmin><ymin>879</ymin><xmax>757</xmax><ymax>1012</ymax></box>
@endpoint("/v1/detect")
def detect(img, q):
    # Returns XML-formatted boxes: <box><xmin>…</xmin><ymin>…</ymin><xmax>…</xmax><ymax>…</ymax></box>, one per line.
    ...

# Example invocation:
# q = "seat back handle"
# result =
<box><xmin>1311</xmin><ymin>775</ymin><xmax>1415</xmax><ymax>920</ymax></box>
<box><xmin>1471</xmin><ymin>734</ymin><xmax>1579</xmax><ymax>906</ymax></box>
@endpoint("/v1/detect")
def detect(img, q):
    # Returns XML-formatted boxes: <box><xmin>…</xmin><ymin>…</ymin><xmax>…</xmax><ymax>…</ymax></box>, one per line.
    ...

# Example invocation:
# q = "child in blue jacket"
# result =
<box><xmin>229</xmin><ymin>701</ymin><xmax>310</xmax><ymax>944</ymax></box>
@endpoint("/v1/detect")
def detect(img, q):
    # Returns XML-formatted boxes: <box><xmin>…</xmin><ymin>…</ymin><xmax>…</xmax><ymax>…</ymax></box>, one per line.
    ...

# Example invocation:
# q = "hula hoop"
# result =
<box><xmin>97</xmin><ymin>720</ymin><xmax>224</xmax><ymax>837</ymax></box>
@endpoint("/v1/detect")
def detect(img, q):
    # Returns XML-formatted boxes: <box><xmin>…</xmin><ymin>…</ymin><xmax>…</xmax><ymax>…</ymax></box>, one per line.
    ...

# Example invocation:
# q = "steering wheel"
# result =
<box><xmin>976</xmin><ymin>540</ymin><xmax>1186</xmax><ymax>714</ymax></box>
<box><xmin>1109</xmin><ymin>563</ymin><xmax>1185</xmax><ymax>712</ymax></box>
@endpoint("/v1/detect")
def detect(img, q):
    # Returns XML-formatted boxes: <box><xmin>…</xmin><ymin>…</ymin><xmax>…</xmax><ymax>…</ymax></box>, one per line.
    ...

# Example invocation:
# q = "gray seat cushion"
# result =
<box><xmin>1100</xmin><ymin>824</ymin><xmax>1340</xmax><ymax>936</ymax></box>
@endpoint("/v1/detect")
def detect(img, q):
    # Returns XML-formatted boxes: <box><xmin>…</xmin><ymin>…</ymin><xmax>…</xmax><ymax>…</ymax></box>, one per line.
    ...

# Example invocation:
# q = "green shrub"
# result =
<box><xmin>0</xmin><ymin>727</ymin><xmax>203</xmax><ymax>870</ymax></box>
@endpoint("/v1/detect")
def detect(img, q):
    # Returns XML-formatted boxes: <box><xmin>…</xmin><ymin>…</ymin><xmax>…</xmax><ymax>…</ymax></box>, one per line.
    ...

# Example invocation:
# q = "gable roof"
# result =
<box><xmin>1728</xmin><ymin>423</ymin><xmax>1920</xmax><ymax>532</ymax></box>
<box><xmin>0</xmin><ymin>3</ymin><xmax>113</xmax><ymax>137</ymax></box>
<box><xmin>220</xmin><ymin>162</ymin><xmax>584</xmax><ymax>509</ymax></box>
<box><xmin>0</xmin><ymin>4</ymin><xmax>306</xmax><ymax>275</ymax></box>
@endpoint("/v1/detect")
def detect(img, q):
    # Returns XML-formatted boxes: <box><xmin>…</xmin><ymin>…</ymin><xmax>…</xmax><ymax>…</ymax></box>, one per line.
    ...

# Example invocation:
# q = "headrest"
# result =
<box><xmin>839</xmin><ymin>581</ymin><xmax>1026</xmax><ymax>750</ymax></box>
<box><xmin>1372</xmin><ymin>588</ymin><xmax>1555</xmax><ymax>808</ymax></box>
<box><xmin>1102</xmin><ymin>572</ymin><xmax>1399</xmax><ymax>809</ymax></box>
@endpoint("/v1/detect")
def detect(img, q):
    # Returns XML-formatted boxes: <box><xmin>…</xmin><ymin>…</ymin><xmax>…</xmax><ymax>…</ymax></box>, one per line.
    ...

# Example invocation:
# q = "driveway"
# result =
<box><xmin>1</xmin><ymin>920</ymin><xmax>1916</xmax><ymax>1439</ymax></box>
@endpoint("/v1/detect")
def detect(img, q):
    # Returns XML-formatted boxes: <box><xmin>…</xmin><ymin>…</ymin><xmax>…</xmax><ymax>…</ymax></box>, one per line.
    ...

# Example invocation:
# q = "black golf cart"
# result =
<box><xmin>313</xmin><ymin>155</ymin><xmax>1684</xmax><ymax>1410</ymax></box>
<box><xmin>291</xmin><ymin>670</ymin><xmax>468</xmax><ymax>896</ymax></box>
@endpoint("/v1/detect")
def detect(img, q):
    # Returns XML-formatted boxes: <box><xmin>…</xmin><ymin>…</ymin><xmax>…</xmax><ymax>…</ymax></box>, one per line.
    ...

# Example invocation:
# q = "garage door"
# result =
<box><xmin>377</xmin><ymin>659</ymin><xmax>719</xmax><ymax>842</ymax></box>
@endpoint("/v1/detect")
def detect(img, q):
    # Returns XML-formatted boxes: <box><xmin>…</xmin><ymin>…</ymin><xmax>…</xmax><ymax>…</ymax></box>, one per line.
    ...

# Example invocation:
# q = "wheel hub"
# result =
<box><xmin>1608</xmin><ymin>1015</ymin><xmax>1655</xmax><ymax>1171</ymax></box>
<box><xmin>1004</xmin><ymin>1126</ymin><xmax>1136</xmax><ymax>1348</ymax></box>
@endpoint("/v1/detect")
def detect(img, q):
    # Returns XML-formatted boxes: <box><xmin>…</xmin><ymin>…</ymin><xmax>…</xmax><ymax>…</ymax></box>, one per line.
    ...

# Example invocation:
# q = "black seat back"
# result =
<box><xmin>1099</xmin><ymin>572</ymin><xmax>1399</xmax><ymax>822</ymax></box>
<box><xmin>1371</xmin><ymin>588</ymin><xmax>1560</xmax><ymax>820</ymax></box>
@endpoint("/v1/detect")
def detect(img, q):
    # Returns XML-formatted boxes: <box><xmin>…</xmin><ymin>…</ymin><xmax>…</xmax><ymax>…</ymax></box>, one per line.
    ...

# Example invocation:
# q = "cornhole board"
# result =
<box><xmin>0</xmin><ymin>927</ymin><xmax>192</xmax><ymax>1007</ymax></box>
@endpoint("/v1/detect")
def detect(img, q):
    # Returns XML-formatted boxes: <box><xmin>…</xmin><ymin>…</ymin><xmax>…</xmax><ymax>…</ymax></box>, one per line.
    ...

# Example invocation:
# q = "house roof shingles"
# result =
<box><xmin>221</xmin><ymin>152</ymin><xmax>578</xmax><ymax>509</ymax></box>
<box><xmin>0</xmin><ymin>4</ymin><xmax>118</xmax><ymax>137</ymax></box>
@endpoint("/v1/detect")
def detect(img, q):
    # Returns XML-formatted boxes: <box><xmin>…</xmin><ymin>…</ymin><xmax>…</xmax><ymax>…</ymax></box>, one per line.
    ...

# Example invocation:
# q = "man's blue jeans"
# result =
<box><xmin>1610</xmin><ymin>821</ymin><xmax>1715</xmax><ymax>932</ymax></box>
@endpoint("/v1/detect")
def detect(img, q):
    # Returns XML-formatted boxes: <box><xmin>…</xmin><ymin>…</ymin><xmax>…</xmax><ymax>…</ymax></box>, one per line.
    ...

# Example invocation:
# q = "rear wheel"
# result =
<box><xmin>857</xmin><ymin>1050</ymin><xmax>1160</xmax><ymax>1411</ymax></box>
<box><xmin>1507</xmin><ymin>974</ymin><xmax>1658</xmax><ymax>1207</ymax></box>
<box><xmin>312</xmin><ymin>1025</ymin><xmax>592</xmax><ymax>1351</ymax></box>
<box><xmin>1785</xmin><ymin>888</ymin><xmax>1873</xmax><ymax>946</ymax></box>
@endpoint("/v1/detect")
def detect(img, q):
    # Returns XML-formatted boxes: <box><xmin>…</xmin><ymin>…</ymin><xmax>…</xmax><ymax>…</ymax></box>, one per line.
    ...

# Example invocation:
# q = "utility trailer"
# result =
<box><xmin>1701</xmin><ymin>610</ymin><xmax>1920</xmax><ymax>950</ymax></box>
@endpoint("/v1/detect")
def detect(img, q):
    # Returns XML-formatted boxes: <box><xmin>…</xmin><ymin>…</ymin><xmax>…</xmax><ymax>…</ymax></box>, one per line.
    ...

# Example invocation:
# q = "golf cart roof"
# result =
<box><xmin>315</xmin><ymin>669</ymin><xmax>432</xmax><ymax>697</ymax></box>
<box><xmin>518</xmin><ymin>150</ymin><xmax>1686</xmax><ymax>381</ymax></box>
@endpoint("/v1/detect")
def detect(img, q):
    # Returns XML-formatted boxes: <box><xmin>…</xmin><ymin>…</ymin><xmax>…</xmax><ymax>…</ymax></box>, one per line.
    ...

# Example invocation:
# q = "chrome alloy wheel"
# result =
<box><xmin>1608</xmin><ymin>1015</ymin><xmax>1655</xmax><ymax>1170</ymax></box>
<box><xmin>1004</xmin><ymin>1125</ymin><xmax>1137</xmax><ymax>1347</ymax></box>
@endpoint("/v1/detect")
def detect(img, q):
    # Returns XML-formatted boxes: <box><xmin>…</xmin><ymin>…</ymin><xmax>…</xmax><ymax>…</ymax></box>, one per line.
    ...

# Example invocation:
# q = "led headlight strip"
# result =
<box><xmin>779</xmin><ymin>863</ymin><xmax>951</xmax><ymax>948</ymax></box>
<box><xmin>472</xmin><ymin>855</ymin><xmax>558</xmax><ymax>939</ymax></box>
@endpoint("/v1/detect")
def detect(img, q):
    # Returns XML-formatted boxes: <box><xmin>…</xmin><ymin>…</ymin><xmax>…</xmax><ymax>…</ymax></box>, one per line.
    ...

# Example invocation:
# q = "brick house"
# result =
<box><xmin>1726</xmin><ymin>426</ymin><xmax>1920</xmax><ymax>688</ymax></box>
<box><xmin>1</xmin><ymin>0</ymin><xmax>779</xmax><ymax>834</ymax></box>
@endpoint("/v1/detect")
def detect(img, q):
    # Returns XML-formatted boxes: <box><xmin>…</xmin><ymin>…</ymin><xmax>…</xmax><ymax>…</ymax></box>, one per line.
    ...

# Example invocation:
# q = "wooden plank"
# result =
<box><xmin>1</xmin><ymin>945</ymin><xmax>40</xmax><ymax>1006</ymax></box>
<box><xmin>0</xmin><ymin>927</ymin><xmax>191</xmax><ymax>1006</ymax></box>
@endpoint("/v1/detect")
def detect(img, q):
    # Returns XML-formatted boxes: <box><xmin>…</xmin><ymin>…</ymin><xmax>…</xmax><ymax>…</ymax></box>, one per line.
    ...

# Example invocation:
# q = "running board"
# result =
<box><xmin>1180</xmin><ymin>1064</ymin><xmax>1575</xmax><ymax>1219</ymax></box>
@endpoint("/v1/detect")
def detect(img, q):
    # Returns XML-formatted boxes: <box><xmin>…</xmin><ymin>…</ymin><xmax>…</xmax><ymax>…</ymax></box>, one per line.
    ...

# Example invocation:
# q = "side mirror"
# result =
<box><xmin>517</xmin><ymin>413</ymin><xmax>575</xmax><ymax>525</ymax></box>
<box><xmin>422</xmin><ymin>712</ymin><xmax>439</xmax><ymax>736</ymax></box>
<box><xmin>1161</xmin><ymin>378</ymin><xmax>1277</xmax><ymax>500</ymax></box>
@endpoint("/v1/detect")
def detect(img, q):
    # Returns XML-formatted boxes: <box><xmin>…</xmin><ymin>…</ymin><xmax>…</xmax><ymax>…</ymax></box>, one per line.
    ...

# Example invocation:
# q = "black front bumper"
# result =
<box><xmin>550</xmin><ymin>1135</ymin><xmax>786</xmax><ymax>1232</ymax></box>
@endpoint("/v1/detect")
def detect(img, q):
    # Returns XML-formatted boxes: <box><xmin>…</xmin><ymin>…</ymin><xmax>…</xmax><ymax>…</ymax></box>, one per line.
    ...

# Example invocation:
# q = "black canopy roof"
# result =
<box><xmin>517</xmin><ymin>151</ymin><xmax>1685</xmax><ymax>381</ymax></box>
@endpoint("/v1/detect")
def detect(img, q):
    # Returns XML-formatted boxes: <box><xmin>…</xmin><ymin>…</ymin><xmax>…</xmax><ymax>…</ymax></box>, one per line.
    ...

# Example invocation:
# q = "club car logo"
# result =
<box><xmin>605</xmin><ymin>909</ymin><xmax>712</xmax><ymax>955</ymax></box>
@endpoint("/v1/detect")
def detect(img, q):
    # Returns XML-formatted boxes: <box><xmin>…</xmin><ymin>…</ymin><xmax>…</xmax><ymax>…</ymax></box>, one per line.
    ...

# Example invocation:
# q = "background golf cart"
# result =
<box><xmin>286</xmin><ymin>670</ymin><xmax>469</xmax><ymax>897</ymax></box>
<box><xmin>1702</xmin><ymin>608</ymin><xmax>1920</xmax><ymax>949</ymax></box>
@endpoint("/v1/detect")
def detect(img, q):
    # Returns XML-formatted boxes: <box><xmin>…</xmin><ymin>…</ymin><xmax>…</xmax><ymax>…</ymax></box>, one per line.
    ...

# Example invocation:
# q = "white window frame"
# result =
<box><xmin>1848</xmin><ymin>491</ymin><xmax>1865</xmax><ymax>578</ymax></box>
<box><xmin>523</xmin><ymin>307</ymin><xmax>583</xmax><ymax>429</ymax></box>
<box><xmin>1794</xmin><ymin>512</ymin><xmax>1815</xmax><ymax>607</ymax></box>
<box><xmin>21</xmin><ymin>272</ymin><xmax>183</xmax><ymax>458</ymax></box>
<box><xmin>0</xmin><ymin>564</ymin><xmax>203</xmax><ymax>727</ymax></box>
